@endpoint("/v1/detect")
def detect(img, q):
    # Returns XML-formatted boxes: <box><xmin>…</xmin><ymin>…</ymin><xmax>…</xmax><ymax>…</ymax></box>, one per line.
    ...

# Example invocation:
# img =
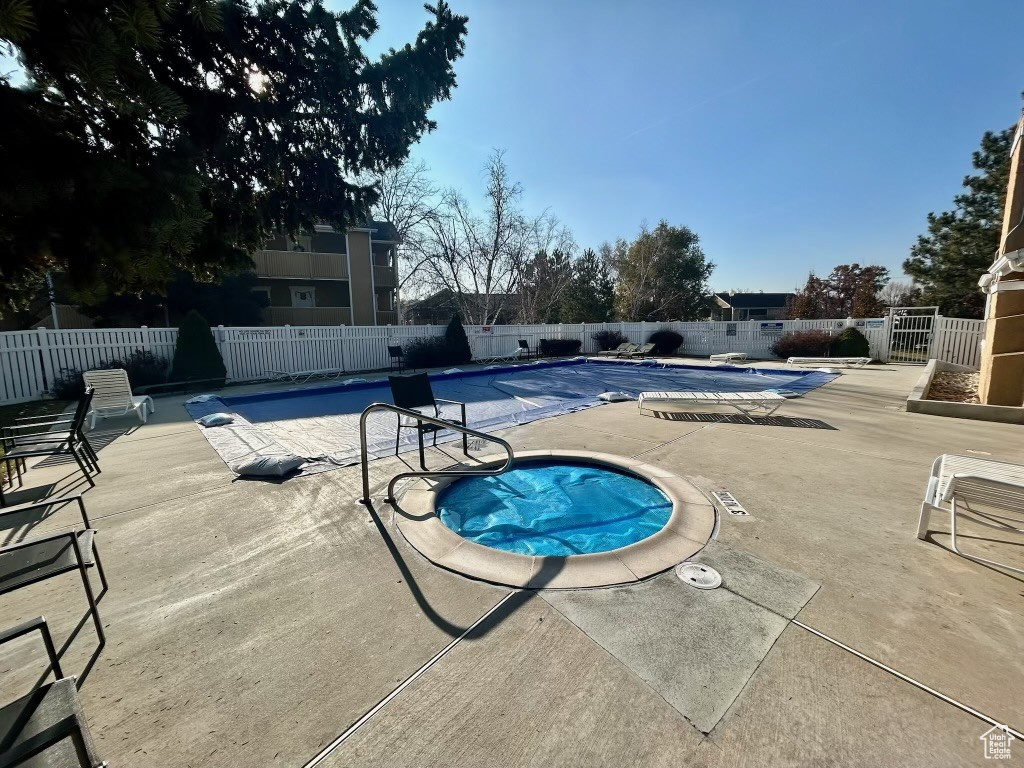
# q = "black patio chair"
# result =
<box><xmin>0</xmin><ymin>526</ymin><xmax>108</xmax><ymax>649</ymax></box>
<box><xmin>517</xmin><ymin>339</ymin><xmax>534</xmax><ymax>360</ymax></box>
<box><xmin>387</xmin><ymin>345</ymin><xmax>406</xmax><ymax>372</ymax></box>
<box><xmin>0</xmin><ymin>616</ymin><xmax>106</xmax><ymax>767</ymax></box>
<box><xmin>388</xmin><ymin>373</ymin><xmax>468</xmax><ymax>470</ymax></box>
<box><xmin>1</xmin><ymin>389</ymin><xmax>98</xmax><ymax>506</ymax></box>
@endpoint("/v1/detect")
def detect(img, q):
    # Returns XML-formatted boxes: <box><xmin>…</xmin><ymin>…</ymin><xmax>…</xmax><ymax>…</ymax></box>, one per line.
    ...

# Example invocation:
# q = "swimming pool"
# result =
<box><xmin>184</xmin><ymin>358</ymin><xmax>836</xmax><ymax>475</ymax></box>
<box><xmin>437</xmin><ymin>460</ymin><xmax>673</xmax><ymax>556</ymax></box>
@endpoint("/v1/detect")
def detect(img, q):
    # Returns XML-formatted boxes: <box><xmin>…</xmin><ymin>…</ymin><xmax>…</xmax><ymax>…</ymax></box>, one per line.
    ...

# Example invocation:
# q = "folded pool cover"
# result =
<box><xmin>185</xmin><ymin>359</ymin><xmax>836</xmax><ymax>476</ymax></box>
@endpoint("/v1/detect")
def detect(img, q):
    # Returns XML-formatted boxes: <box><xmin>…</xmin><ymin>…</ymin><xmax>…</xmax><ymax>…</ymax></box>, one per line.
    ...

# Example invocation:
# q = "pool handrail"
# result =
<box><xmin>358</xmin><ymin>402</ymin><xmax>515</xmax><ymax>505</ymax></box>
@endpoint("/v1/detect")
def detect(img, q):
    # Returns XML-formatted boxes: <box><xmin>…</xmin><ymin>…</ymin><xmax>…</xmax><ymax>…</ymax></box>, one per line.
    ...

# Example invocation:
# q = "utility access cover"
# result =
<box><xmin>712</xmin><ymin>490</ymin><xmax>749</xmax><ymax>516</ymax></box>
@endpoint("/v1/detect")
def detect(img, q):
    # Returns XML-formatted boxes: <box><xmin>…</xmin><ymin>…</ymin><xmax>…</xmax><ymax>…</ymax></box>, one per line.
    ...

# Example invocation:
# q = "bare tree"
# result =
<box><xmin>417</xmin><ymin>150</ymin><xmax>571</xmax><ymax>324</ymax></box>
<box><xmin>514</xmin><ymin>211</ymin><xmax>576</xmax><ymax>322</ymax></box>
<box><xmin>878</xmin><ymin>280</ymin><xmax>922</xmax><ymax>308</ymax></box>
<box><xmin>372</xmin><ymin>160</ymin><xmax>440</xmax><ymax>299</ymax></box>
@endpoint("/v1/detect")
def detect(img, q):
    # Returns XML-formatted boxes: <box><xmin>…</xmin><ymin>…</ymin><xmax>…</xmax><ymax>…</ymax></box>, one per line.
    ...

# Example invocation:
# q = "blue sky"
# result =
<box><xmin>368</xmin><ymin>0</ymin><xmax>1024</xmax><ymax>291</ymax></box>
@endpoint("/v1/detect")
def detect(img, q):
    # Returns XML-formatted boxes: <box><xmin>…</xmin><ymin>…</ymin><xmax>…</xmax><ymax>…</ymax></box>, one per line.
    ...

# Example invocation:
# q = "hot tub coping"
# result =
<box><xmin>393</xmin><ymin>450</ymin><xmax>717</xmax><ymax>589</ymax></box>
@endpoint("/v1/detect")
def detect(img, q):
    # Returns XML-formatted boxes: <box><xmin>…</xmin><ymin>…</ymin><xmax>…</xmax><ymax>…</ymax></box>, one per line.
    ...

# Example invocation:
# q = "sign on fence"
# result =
<box><xmin>0</xmin><ymin>316</ymin><xmax>986</xmax><ymax>405</ymax></box>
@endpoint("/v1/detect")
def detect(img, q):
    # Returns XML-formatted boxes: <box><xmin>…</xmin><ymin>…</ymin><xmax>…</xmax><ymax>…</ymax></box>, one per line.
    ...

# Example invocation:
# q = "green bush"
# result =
<box><xmin>829</xmin><ymin>327</ymin><xmax>870</xmax><ymax>358</ymax></box>
<box><xmin>444</xmin><ymin>314</ymin><xmax>472</xmax><ymax>364</ymax></box>
<box><xmin>770</xmin><ymin>330</ymin><xmax>834</xmax><ymax>359</ymax></box>
<box><xmin>539</xmin><ymin>338</ymin><xmax>582</xmax><ymax>357</ymax></box>
<box><xmin>171</xmin><ymin>310</ymin><xmax>226</xmax><ymax>384</ymax></box>
<box><xmin>403</xmin><ymin>337</ymin><xmax>452</xmax><ymax>369</ymax></box>
<box><xmin>592</xmin><ymin>330</ymin><xmax>629</xmax><ymax>351</ymax></box>
<box><xmin>647</xmin><ymin>329</ymin><xmax>683</xmax><ymax>355</ymax></box>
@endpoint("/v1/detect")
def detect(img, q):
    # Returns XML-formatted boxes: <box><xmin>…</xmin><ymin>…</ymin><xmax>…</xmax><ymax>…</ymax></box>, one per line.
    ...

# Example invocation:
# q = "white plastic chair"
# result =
<box><xmin>917</xmin><ymin>454</ymin><xmax>1024</xmax><ymax>573</ymax></box>
<box><xmin>82</xmin><ymin>369</ymin><xmax>155</xmax><ymax>429</ymax></box>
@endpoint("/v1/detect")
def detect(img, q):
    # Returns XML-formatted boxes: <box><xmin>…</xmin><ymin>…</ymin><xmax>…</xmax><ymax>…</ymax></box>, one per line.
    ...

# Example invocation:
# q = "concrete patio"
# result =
<box><xmin>1</xmin><ymin>361</ymin><xmax>1021</xmax><ymax>767</ymax></box>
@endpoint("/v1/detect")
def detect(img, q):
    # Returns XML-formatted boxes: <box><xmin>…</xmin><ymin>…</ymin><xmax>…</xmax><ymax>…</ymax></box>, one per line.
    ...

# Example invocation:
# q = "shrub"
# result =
<box><xmin>539</xmin><ymin>338</ymin><xmax>582</xmax><ymax>357</ymax></box>
<box><xmin>770</xmin><ymin>330</ymin><xmax>833</xmax><ymax>359</ymax></box>
<box><xmin>829</xmin><ymin>327</ymin><xmax>870</xmax><ymax>358</ymax></box>
<box><xmin>171</xmin><ymin>310</ymin><xmax>227</xmax><ymax>384</ymax></box>
<box><xmin>50</xmin><ymin>348</ymin><xmax>169</xmax><ymax>399</ymax></box>
<box><xmin>52</xmin><ymin>368</ymin><xmax>86</xmax><ymax>400</ymax></box>
<box><xmin>403</xmin><ymin>336</ymin><xmax>452</xmax><ymax>369</ymax></box>
<box><xmin>592</xmin><ymin>330</ymin><xmax>629</xmax><ymax>351</ymax></box>
<box><xmin>444</xmin><ymin>314</ymin><xmax>472</xmax><ymax>364</ymax></box>
<box><xmin>103</xmin><ymin>349</ymin><xmax>168</xmax><ymax>388</ymax></box>
<box><xmin>648</xmin><ymin>329</ymin><xmax>683</xmax><ymax>355</ymax></box>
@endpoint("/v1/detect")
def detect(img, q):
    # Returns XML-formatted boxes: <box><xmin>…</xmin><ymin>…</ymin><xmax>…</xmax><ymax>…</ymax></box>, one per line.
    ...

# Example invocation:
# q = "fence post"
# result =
<box><xmin>36</xmin><ymin>327</ymin><xmax>55</xmax><ymax>395</ymax></box>
<box><xmin>140</xmin><ymin>326</ymin><xmax>151</xmax><ymax>356</ymax></box>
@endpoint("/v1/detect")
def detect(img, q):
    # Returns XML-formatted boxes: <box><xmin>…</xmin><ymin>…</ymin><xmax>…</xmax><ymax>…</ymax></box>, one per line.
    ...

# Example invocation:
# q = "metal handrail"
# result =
<box><xmin>358</xmin><ymin>402</ymin><xmax>515</xmax><ymax>505</ymax></box>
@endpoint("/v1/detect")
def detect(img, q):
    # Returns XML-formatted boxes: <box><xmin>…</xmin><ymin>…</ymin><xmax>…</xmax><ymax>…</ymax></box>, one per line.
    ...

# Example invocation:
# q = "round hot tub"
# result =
<box><xmin>436</xmin><ymin>460</ymin><xmax>673</xmax><ymax>556</ymax></box>
<box><xmin>395</xmin><ymin>451</ymin><xmax>716</xmax><ymax>589</ymax></box>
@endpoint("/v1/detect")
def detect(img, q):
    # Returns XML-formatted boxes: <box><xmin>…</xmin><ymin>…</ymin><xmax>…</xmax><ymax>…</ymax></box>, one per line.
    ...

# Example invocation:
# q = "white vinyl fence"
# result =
<box><xmin>0</xmin><ymin>316</ymin><xmax>986</xmax><ymax>405</ymax></box>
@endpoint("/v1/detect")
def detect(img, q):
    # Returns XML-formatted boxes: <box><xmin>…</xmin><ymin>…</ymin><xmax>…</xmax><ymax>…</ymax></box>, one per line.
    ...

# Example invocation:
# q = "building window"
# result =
<box><xmin>290</xmin><ymin>286</ymin><xmax>316</xmax><ymax>308</ymax></box>
<box><xmin>251</xmin><ymin>287</ymin><xmax>272</xmax><ymax>304</ymax></box>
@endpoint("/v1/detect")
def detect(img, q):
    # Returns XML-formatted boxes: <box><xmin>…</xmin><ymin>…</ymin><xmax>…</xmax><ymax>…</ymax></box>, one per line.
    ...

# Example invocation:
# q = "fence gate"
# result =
<box><xmin>887</xmin><ymin>306</ymin><xmax>938</xmax><ymax>364</ymax></box>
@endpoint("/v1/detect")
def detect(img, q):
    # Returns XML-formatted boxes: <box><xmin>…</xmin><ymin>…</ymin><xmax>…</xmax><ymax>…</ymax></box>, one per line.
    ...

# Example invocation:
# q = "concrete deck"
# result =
<box><xmin>1</xmin><ymin>361</ymin><xmax>1021</xmax><ymax>766</ymax></box>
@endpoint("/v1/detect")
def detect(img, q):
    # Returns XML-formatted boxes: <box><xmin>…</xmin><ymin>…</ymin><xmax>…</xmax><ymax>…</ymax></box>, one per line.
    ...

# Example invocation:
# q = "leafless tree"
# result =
<box><xmin>371</xmin><ymin>159</ymin><xmax>440</xmax><ymax>299</ymax></box>
<box><xmin>878</xmin><ymin>280</ymin><xmax>921</xmax><ymax>309</ymax></box>
<box><xmin>514</xmin><ymin>211</ymin><xmax>576</xmax><ymax>322</ymax></box>
<box><xmin>416</xmin><ymin>150</ymin><xmax>573</xmax><ymax>324</ymax></box>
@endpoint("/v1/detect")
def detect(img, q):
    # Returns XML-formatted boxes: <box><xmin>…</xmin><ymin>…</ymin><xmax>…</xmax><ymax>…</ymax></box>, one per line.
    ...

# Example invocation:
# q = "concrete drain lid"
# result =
<box><xmin>676</xmin><ymin>562</ymin><xmax>722</xmax><ymax>589</ymax></box>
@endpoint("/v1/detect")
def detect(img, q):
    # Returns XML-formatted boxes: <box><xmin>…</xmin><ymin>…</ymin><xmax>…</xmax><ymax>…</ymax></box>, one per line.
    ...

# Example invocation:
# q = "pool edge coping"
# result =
<box><xmin>393</xmin><ymin>450</ymin><xmax>717</xmax><ymax>590</ymax></box>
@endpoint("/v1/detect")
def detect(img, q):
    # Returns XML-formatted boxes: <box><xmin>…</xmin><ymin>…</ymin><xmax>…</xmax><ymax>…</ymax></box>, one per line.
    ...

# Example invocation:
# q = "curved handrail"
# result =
<box><xmin>358</xmin><ymin>402</ymin><xmax>515</xmax><ymax>505</ymax></box>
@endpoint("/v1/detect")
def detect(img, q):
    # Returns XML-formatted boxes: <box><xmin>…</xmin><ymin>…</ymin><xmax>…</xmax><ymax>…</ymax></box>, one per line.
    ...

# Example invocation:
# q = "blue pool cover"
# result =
<box><xmin>437</xmin><ymin>460</ymin><xmax>673</xmax><ymax>556</ymax></box>
<box><xmin>185</xmin><ymin>358</ymin><xmax>837</xmax><ymax>475</ymax></box>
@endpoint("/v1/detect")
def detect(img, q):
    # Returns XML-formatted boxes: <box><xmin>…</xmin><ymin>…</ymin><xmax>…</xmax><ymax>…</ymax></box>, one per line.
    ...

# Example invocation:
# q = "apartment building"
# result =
<box><xmin>251</xmin><ymin>221</ymin><xmax>400</xmax><ymax>326</ymax></box>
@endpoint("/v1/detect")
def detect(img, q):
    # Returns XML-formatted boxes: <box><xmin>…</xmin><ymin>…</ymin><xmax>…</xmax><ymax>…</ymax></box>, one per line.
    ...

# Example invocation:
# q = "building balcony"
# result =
<box><xmin>262</xmin><ymin>306</ymin><xmax>353</xmax><ymax>326</ymax></box>
<box><xmin>376</xmin><ymin>310</ymin><xmax>398</xmax><ymax>325</ymax></box>
<box><xmin>254</xmin><ymin>250</ymin><xmax>348</xmax><ymax>280</ymax></box>
<box><xmin>373</xmin><ymin>265</ymin><xmax>397</xmax><ymax>288</ymax></box>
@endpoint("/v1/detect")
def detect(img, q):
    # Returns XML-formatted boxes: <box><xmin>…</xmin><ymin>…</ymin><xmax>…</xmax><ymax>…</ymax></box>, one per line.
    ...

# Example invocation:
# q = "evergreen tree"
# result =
<box><xmin>444</xmin><ymin>314</ymin><xmax>472</xmax><ymax>364</ymax></box>
<box><xmin>0</xmin><ymin>1</ymin><xmax>468</xmax><ymax>315</ymax></box>
<box><xmin>904</xmin><ymin>126</ymin><xmax>1013</xmax><ymax>318</ymax></box>
<box><xmin>171</xmin><ymin>311</ymin><xmax>227</xmax><ymax>384</ymax></box>
<box><xmin>561</xmin><ymin>248</ymin><xmax>615</xmax><ymax>322</ymax></box>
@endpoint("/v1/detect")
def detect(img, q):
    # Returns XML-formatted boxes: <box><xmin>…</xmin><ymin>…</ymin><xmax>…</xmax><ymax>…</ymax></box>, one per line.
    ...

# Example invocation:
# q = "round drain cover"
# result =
<box><xmin>675</xmin><ymin>562</ymin><xmax>722</xmax><ymax>589</ymax></box>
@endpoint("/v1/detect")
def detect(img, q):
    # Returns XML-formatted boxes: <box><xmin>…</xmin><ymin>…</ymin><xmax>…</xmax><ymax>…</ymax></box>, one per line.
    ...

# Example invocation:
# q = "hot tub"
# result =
<box><xmin>395</xmin><ymin>451</ymin><xmax>717</xmax><ymax>589</ymax></box>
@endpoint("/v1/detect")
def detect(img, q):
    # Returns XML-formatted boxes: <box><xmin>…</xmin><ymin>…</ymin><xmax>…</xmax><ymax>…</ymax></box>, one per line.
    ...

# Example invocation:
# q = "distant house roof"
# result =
<box><xmin>714</xmin><ymin>292</ymin><xmax>794</xmax><ymax>309</ymax></box>
<box><xmin>406</xmin><ymin>289</ymin><xmax>516</xmax><ymax>311</ymax></box>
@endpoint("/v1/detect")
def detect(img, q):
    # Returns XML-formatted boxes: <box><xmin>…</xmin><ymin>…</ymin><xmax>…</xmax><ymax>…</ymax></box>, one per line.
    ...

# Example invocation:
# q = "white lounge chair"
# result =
<box><xmin>267</xmin><ymin>368</ymin><xmax>345</xmax><ymax>384</ymax></box>
<box><xmin>638</xmin><ymin>390</ymin><xmax>786</xmax><ymax>417</ymax></box>
<box><xmin>479</xmin><ymin>348</ymin><xmax>529</xmax><ymax>364</ymax></box>
<box><xmin>82</xmin><ymin>369</ymin><xmax>155</xmax><ymax>429</ymax></box>
<box><xmin>917</xmin><ymin>454</ymin><xmax>1024</xmax><ymax>574</ymax></box>
<box><xmin>710</xmin><ymin>352</ymin><xmax>748</xmax><ymax>365</ymax></box>
<box><xmin>787</xmin><ymin>357</ymin><xmax>871</xmax><ymax>368</ymax></box>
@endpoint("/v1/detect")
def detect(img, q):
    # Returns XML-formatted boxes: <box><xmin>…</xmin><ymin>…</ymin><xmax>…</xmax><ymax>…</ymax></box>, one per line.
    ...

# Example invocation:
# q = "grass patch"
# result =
<box><xmin>0</xmin><ymin>399</ymin><xmax>73</xmax><ymax>486</ymax></box>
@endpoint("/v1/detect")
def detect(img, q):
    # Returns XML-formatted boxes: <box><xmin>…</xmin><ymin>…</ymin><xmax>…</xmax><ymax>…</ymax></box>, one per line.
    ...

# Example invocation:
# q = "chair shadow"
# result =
<box><xmin>1</xmin><ymin>470</ymin><xmax>92</xmax><ymax>506</ymax></box>
<box><xmin>26</xmin><ymin>571</ymin><xmax>107</xmax><ymax>691</ymax></box>
<box><xmin>364</xmin><ymin>451</ymin><xmax>565</xmax><ymax>639</ymax></box>
<box><xmin>922</xmin><ymin>531</ymin><xmax>1024</xmax><ymax>584</ymax></box>
<box><xmin>646</xmin><ymin>411</ymin><xmax>838</xmax><ymax>430</ymax></box>
<box><xmin>29</xmin><ymin>428</ymin><xmax>126</xmax><ymax>470</ymax></box>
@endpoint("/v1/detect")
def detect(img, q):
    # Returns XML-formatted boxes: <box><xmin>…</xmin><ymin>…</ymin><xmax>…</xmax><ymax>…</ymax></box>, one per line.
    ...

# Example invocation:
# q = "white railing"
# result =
<box><xmin>0</xmin><ymin>317</ymin><xmax>985</xmax><ymax>405</ymax></box>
